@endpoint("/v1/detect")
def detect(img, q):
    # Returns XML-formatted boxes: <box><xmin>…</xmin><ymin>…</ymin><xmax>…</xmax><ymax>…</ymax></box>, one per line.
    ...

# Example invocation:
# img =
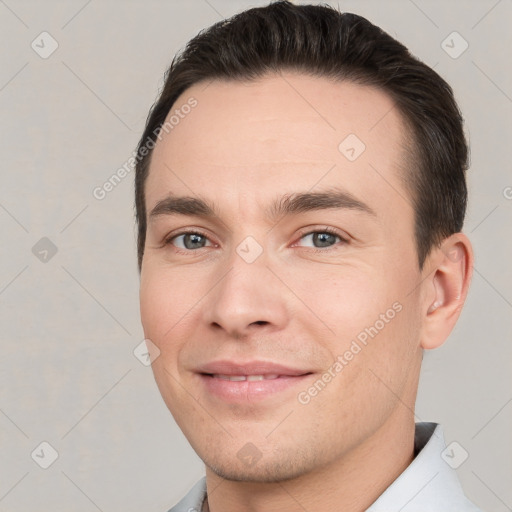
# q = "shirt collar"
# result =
<box><xmin>367</xmin><ymin>422</ymin><xmax>481</xmax><ymax>511</ymax></box>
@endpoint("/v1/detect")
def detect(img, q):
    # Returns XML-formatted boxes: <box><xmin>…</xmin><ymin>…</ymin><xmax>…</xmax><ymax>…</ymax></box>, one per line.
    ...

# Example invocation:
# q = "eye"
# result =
<box><xmin>164</xmin><ymin>227</ymin><xmax>348</xmax><ymax>254</ymax></box>
<box><xmin>166</xmin><ymin>230</ymin><xmax>213</xmax><ymax>251</ymax></box>
<box><xmin>295</xmin><ymin>227</ymin><xmax>348</xmax><ymax>250</ymax></box>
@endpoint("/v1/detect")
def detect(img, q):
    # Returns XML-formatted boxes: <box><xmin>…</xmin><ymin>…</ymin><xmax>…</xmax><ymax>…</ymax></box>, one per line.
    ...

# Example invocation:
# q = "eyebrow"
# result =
<box><xmin>148</xmin><ymin>188</ymin><xmax>376</xmax><ymax>223</ymax></box>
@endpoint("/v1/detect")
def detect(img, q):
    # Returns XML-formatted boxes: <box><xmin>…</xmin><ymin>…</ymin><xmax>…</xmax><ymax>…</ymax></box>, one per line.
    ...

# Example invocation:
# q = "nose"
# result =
<box><xmin>202</xmin><ymin>248</ymin><xmax>289</xmax><ymax>339</ymax></box>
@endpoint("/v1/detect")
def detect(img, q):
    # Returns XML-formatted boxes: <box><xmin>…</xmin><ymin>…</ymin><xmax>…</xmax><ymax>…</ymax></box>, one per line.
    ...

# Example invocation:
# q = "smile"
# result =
<box><xmin>198</xmin><ymin>372</ymin><xmax>312</xmax><ymax>402</ymax></box>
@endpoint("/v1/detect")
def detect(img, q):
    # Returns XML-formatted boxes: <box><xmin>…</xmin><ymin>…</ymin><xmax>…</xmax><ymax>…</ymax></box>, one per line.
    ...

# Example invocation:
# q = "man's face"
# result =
<box><xmin>140</xmin><ymin>73</ymin><xmax>427</xmax><ymax>481</ymax></box>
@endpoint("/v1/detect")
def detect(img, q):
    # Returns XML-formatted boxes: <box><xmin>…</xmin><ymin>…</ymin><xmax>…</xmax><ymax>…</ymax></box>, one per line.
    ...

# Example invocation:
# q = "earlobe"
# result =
<box><xmin>420</xmin><ymin>233</ymin><xmax>474</xmax><ymax>350</ymax></box>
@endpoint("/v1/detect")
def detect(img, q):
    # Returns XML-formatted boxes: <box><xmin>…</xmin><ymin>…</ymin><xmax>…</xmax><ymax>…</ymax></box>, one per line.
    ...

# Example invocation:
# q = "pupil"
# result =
<box><xmin>314</xmin><ymin>232</ymin><xmax>335</xmax><ymax>247</ymax></box>
<box><xmin>185</xmin><ymin>233</ymin><xmax>204</xmax><ymax>249</ymax></box>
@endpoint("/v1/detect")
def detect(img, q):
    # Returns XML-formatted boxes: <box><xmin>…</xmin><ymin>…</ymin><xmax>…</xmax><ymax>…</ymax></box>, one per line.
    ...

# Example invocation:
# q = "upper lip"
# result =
<box><xmin>197</xmin><ymin>360</ymin><xmax>312</xmax><ymax>376</ymax></box>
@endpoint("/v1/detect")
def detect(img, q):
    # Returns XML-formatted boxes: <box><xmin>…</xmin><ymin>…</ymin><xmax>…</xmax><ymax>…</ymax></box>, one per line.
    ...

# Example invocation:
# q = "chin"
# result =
<box><xmin>204</xmin><ymin>451</ymin><xmax>317</xmax><ymax>483</ymax></box>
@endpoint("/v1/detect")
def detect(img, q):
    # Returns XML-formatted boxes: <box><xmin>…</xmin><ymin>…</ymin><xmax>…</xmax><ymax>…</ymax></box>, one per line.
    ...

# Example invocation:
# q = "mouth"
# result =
<box><xmin>196</xmin><ymin>361</ymin><xmax>313</xmax><ymax>402</ymax></box>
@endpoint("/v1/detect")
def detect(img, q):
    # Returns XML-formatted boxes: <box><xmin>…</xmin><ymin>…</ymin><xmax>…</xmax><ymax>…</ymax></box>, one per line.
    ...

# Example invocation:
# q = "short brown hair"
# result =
<box><xmin>134</xmin><ymin>0</ymin><xmax>468</xmax><ymax>271</ymax></box>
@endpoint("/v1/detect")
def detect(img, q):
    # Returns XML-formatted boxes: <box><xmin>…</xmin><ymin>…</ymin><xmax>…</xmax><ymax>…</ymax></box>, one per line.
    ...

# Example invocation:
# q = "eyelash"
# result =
<box><xmin>164</xmin><ymin>227</ymin><xmax>349</xmax><ymax>255</ymax></box>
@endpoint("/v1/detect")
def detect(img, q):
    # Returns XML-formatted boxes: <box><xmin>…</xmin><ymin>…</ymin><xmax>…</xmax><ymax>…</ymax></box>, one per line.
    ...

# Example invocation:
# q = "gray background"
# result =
<box><xmin>0</xmin><ymin>0</ymin><xmax>511</xmax><ymax>511</ymax></box>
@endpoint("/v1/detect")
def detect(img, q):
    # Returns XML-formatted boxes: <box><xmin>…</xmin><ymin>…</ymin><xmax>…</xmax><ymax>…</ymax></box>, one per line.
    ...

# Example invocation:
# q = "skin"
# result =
<box><xmin>139</xmin><ymin>72</ymin><xmax>473</xmax><ymax>512</ymax></box>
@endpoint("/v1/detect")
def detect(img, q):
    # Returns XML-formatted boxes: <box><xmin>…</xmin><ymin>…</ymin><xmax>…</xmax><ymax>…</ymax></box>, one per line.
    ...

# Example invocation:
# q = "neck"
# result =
<box><xmin>203</xmin><ymin>407</ymin><xmax>416</xmax><ymax>512</ymax></box>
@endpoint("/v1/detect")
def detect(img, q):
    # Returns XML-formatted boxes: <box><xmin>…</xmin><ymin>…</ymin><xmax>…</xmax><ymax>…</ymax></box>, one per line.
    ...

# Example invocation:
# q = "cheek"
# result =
<box><xmin>139</xmin><ymin>272</ymin><xmax>167</xmax><ymax>341</ymax></box>
<box><xmin>139</xmin><ymin>267</ymin><xmax>194</xmax><ymax>358</ymax></box>
<box><xmin>297</xmin><ymin>263</ymin><xmax>422</xmax><ymax>378</ymax></box>
<box><xmin>294</xmin><ymin>267</ymin><xmax>391</xmax><ymax>337</ymax></box>
<box><xmin>139</xmin><ymin>268</ymin><xmax>201</xmax><ymax>409</ymax></box>
<box><xmin>306</xmin><ymin>299</ymin><xmax>421</xmax><ymax>434</ymax></box>
<box><xmin>140</xmin><ymin>286</ymin><xmax>176</xmax><ymax>397</ymax></box>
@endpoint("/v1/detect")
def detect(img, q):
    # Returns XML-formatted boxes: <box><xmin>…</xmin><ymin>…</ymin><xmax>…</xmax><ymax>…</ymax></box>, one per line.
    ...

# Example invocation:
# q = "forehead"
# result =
<box><xmin>146</xmin><ymin>72</ymin><xmax>412</xmax><ymax>222</ymax></box>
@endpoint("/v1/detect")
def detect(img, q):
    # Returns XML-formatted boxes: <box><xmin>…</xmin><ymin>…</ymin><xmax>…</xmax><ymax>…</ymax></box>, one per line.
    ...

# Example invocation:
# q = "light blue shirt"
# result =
<box><xmin>167</xmin><ymin>422</ymin><xmax>483</xmax><ymax>512</ymax></box>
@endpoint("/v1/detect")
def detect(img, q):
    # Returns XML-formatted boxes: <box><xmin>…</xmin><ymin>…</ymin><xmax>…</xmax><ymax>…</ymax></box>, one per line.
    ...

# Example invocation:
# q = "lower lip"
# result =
<box><xmin>198</xmin><ymin>374</ymin><xmax>312</xmax><ymax>402</ymax></box>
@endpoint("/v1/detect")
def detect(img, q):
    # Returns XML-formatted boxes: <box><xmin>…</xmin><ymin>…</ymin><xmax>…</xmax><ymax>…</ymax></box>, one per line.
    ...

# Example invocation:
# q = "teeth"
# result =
<box><xmin>213</xmin><ymin>374</ymin><xmax>280</xmax><ymax>381</ymax></box>
<box><xmin>217</xmin><ymin>375</ymin><xmax>246</xmax><ymax>381</ymax></box>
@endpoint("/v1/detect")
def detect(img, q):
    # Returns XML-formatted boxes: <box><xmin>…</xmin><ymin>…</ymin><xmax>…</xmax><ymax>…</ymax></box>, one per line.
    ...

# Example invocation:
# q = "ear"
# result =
<box><xmin>420</xmin><ymin>233</ymin><xmax>474</xmax><ymax>350</ymax></box>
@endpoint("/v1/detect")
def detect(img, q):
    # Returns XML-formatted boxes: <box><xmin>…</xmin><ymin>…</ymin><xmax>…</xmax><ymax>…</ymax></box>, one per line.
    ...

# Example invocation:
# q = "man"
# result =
<box><xmin>135</xmin><ymin>1</ymin><xmax>482</xmax><ymax>510</ymax></box>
